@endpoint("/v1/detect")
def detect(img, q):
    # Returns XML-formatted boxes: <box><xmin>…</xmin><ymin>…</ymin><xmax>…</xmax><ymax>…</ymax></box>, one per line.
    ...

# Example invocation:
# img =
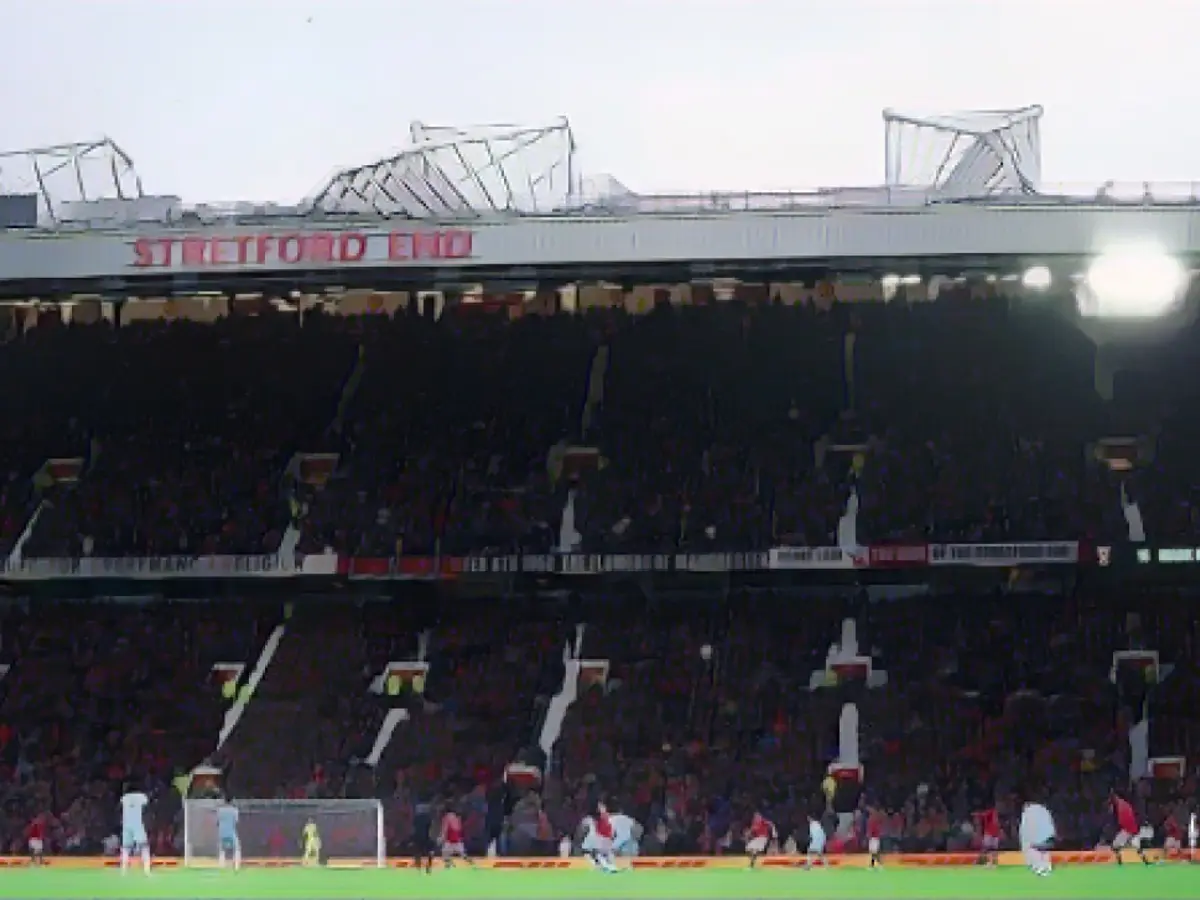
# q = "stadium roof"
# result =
<box><xmin>883</xmin><ymin>106</ymin><xmax>1043</xmax><ymax>198</ymax></box>
<box><xmin>0</xmin><ymin>138</ymin><xmax>146</xmax><ymax>225</ymax></box>
<box><xmin>309</xmin><ymin>119</ymin><xmax>579</xmax><ymax>220</ymax></box>
<box><xmin>19</xmin><ymin>106</ymin><xmax>1195</xmax><ymax>229</ymax></box>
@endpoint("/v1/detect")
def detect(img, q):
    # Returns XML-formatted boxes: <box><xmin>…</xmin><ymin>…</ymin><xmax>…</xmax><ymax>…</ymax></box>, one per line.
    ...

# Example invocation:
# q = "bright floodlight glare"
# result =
<box><xmin>1022</xmin><ymin>266</ymin><xmax>1052</xmax><ymax>291</ymax></box>
<box><xmin>1082</xmin><ymin>245</ymin><xmax>1187</xmax><ymax>319</ymax></box>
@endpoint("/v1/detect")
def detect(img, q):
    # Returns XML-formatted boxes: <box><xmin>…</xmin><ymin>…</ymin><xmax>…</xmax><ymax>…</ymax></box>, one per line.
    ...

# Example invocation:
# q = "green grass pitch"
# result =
<box><xmin>3</xmin><ymin>865</ymin><xmax>1200</xmax><ymax>900</ymax></box>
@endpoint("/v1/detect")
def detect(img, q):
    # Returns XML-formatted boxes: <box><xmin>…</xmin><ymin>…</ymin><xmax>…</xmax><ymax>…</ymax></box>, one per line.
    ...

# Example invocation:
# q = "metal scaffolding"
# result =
<box><xmin>883</xmin><ymin>106</ymin><xmax>1043</xmax><ymax>198</ymax></box>
<box><xmin>309</xmin><ymin>118</ymin><xmax>578</xmax><ymax>219</ymax></box>
<box><xmin>0</xmin><ymin>138</ymin><xmax>144</xmax><ymax>224</ymax></box>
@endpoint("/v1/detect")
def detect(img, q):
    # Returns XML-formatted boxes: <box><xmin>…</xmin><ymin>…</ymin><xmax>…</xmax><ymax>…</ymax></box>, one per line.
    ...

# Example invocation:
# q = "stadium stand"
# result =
<box><xmin>0</xmin><ymin>291</ymin><xmax>1197</xmax><ymax>858</ymax></box>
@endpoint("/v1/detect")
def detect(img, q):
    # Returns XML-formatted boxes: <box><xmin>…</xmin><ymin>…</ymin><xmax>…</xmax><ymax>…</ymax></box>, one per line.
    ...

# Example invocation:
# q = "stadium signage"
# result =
<box><xmin>130</xmin><ymin>229</ymin><xmax>474</xmax><ymax>269</ymax></box>
<box><xmin>1137</xmin><ymin>547</ymin><xmax>1200</xmax><ymax>564</ymax></box>
<box><xmin>0</xmin><ymin>542</ymin><xmax>1099</xmax><ymax>583</ymax></box>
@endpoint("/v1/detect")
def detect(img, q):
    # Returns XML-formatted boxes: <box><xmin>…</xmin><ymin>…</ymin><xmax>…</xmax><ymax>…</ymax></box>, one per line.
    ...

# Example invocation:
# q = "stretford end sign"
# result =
<box><xmin>131</xmin><ymin>229</ymin><xmax>475</xmax><ymax>270</ymax></box>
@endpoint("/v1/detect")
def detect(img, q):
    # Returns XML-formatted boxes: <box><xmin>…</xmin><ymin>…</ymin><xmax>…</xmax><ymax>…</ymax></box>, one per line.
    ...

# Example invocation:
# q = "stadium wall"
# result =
<box><xmin>0</xmin><ymin>851</ymin><xmax>1173</xmax><ymax>869</ymax></box>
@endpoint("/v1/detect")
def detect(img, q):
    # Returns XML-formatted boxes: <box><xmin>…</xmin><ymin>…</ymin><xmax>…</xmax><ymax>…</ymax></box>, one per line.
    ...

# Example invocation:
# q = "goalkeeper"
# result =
<box><xmin>301</xmin><ymin>819</ymin><xmax>322</xmax><ymax>867</ymax></box>
<box><xmin>217</xmin><ymin>796</ymin><xmax>241</xmax><ymax>871</ymax></box>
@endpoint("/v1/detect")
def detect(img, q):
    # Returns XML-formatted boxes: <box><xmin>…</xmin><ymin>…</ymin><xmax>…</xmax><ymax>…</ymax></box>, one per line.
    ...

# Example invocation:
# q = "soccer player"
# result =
<box><xmin>581</xmin><ymin>804</ymin><xmax>617</xmax><ymax>873</ymax></box>
<box><xmin>865</xmin><ymin>806</ymin><xmax>885</xmax><ymax>868</ymax></box>
<box><xmin>1164</xmin><ymin>813</ymin><xmax>1183</xmax><ymax>860</ymax></box>
<box><xmin>217</xmin><ymin>796</ymin><xmax>241</xmax><ymax>871</ymax></box>
<box><xmin>1110</xmin><ymin>790</ymin><xmax>1150</xmax><ymax>866</ymax></box>
<box><xmin>412</xmin><ymin>801</ymin><xmax>435</xmax><ymax>874</ymax></box>
<box><xmin>439</xmin><ymin>806</ymin><xmax>473</xmax><ymax>868</ymax></box>
<box><xmin>974</xmin><ymin>805</ymin><xmax>1002</xmax><ymax>867</ymax></box>
<box><xmin>26</xmin><ymin>815</ymin><xmax>46</xmax><ymax>866</ymax></box>
<box><xmin>744</xmin><ymin>811</ymin><xmax>776</xmax><ymax>868</ymax></box>
<box><xmin>301</xmin><ymin>819</ymin><xmax>321</xmax><ymax>867</ymax></box>
<box><xmin>806</xmin><ymin>814</ymin><xmax>828</xmax><ymax>869</ymax></box>
<box><xmin>610</xmin><ymin>809</ymin><xmax>641</xmax><ymax>864</ymax></box>
<box><xmin>1019</xmin><ymin>799</ymin><xmax>1055</xmax><ymax>877</ymax></box>
<box><xmin>119</xmin><ymin>786</ymin><xmax>152</xmax><ymax>875</ymax></box>
<box><xmin>1189</xmin><ymin>808</ymin><xmax>1198</xmax><ymax>862</ymax></box>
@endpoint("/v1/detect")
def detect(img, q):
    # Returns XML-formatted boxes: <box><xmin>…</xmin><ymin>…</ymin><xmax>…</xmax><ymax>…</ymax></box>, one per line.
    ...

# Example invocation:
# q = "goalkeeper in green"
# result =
<box><xmin>301</xmin><ymin>819</ymin><xmax>322</xmax><ymax>866</ymax></box>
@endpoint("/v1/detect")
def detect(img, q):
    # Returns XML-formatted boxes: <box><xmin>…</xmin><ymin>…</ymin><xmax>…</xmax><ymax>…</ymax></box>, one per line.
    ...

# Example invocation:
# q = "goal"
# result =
<box><xmin>183</xmin><ymin>798</ymin><xmax>385</xmax><ymax>867</ymax></box>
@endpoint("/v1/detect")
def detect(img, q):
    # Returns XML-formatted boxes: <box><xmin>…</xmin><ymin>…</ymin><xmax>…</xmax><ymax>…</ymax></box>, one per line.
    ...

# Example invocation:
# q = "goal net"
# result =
<box><xmin>183</xmin><ymin>798</ymin><xmax>385</xmax><ymax>867</ymax></box>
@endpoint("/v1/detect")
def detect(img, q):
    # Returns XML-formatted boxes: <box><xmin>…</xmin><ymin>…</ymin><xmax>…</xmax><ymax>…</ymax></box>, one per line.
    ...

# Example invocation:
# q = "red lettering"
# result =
<box><xmin>208</xmin><ymin>238</ymin><xmax>226</xmax><ymax>266</ymax></box>
<box><xmin>442</xmin><ymin>229</ymin><xmax>473</xmax><ymax>259</ymax></box>
<box><xmin>132</xmin><ymin>229</ymin><xmax>473</xmax><ymax>269</ymax></box>
<box><xmin>307</xmin><ymin>233</ymin><xmax>335</xmax><ymax>263</ymax></box>
<box><xmin>388</xmin><ymin>230</ymin><xmax>474</xmax><ymax>262</ymax></box>
<box><xmin>278</xmin><ymin>234</ymin><xmax>305</xmax><ymax>264</ymax></box>
<box><xmin>388</xmin><ymin>232</ymin><xmax>412</xmax><ymax>260</ymax></box>
<box><xmin>411</xmin><ymin>231</ymin><xmax>441</xmax><ymax>259</ymax></box>
<box><xmin>339</xmin><ymin>232</ymin><xmax>367</xmax><ymax>262</ymax></box>
<box><xmin>181</xmin><ymin>237</ymin><xmax>207</xmax><ymax>266</ymax></box>
<box><xmin>132</xmin><ymin>238</ymin><xmax>156</xmax><ymax>268</ymax></box>
<box><xmin>234</xmin><ymin>235</ymin><xmax>254</xmax><ymax>265</ymax></box>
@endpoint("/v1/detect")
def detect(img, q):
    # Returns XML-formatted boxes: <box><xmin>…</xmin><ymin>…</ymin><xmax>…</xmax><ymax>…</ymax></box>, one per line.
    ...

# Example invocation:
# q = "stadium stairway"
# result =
<box><xmin>278</xmin><ymin>342</ymin><xmax>369</xmax><ymax>559</ymax></box>
<box><xmin>536</xmin><ymin>623</ymin><xmax>586</xmax><ymax>761</ymax></box>
<box><xmin>223</xmin><ymin>606</ymin><xmax>368</xmax><ymax>798</ymax></box>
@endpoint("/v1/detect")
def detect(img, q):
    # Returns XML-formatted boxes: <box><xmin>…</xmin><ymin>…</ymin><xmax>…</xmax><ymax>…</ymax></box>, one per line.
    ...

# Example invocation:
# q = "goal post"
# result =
<box><xmin>183</xmin><ymin>798</ymin><xmax>385</xmax><ymax>867</ymax></box>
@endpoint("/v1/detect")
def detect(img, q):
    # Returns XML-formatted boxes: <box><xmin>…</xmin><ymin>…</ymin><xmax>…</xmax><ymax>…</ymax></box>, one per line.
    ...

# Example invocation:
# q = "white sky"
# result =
<box><xmin>3</xmin><ymin>0</ymin><xmax>1199</xmax><ymax>204</ymax></box>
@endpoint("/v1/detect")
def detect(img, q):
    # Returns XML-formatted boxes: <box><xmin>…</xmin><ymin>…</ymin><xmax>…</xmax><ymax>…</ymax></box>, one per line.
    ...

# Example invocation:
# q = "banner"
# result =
<box><xmin>0</xmin><ymin>554</ymin><xmax>338</xmax><ymax>580</ymax></box>
<box><xmin>927</xmin><ymin>542</ymin><xmax>1079</xmax><ymax>567</ymax></box>
<box><xmin>0</xmin><ymin>543</ymin><xmax>1088</xmax><ymax>582</ymax></box>
<box><xmin>768</xmin><ymin>546</ymin><xmax>861</xmax><ymax>570</ymax></box>
<box><xmin>868</xmin><ymin>544</ymin><xmax>928</xmax><ymax>568</ymax></box>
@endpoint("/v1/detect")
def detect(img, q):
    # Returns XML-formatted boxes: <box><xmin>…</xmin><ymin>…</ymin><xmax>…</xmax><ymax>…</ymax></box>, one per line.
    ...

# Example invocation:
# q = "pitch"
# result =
<box><xmin>4</xmin><ymin>866</ymin><xmax>1200</xmax><ymax>900</ymax></box>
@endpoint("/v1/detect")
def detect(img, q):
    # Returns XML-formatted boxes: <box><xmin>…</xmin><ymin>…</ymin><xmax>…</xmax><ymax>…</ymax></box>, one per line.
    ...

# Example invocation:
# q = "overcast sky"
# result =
<box><xmin>3</xmin><ymin>0</ymin><xmax>1199</xmax><ymax>205</ymax></box>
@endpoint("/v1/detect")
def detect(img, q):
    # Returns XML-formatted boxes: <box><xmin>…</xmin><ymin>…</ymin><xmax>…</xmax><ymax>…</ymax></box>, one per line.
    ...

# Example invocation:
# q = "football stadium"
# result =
<box><xmin>1</xmin><ymin>106</ymin><xmax>1200</xmax><ymax>900</ymax></box>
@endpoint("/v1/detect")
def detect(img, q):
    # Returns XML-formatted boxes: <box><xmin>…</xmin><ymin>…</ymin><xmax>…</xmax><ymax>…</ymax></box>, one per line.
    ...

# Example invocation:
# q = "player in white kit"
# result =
<box><xmin>610</xmin><ymin>812</ymin><xmax>641</xmax><ymax>863</ymax></box>
<box><xmin>1019</xmin><ymin>800</ymin><xmax>1056</xmax><ymax>877</ymax></box>
<box><xmin>119</xmin><ymin>787</ymin><xmax>152</xmax><ymax>875</ymax></box>
<box><xmin>1189</xmin><ymin>810</ymin><xmax>1198</xmax><ymax>862</ymax></box>
<box><xmin>806</xmin><ymin>815</ymin><xmax>828</xmax><ymax>868</ymax></box>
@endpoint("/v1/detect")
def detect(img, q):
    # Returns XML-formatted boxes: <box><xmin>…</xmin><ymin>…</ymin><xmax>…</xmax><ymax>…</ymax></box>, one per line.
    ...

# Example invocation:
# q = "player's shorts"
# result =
<box><xmin>614</xmin><ymin>839</ymin><xmax>638</xmax><ymax>857</ymax></box>
<box><xmin>746</xmin><ymin>836</ymin><xmax>769</xmax><ymax>855</ymax></box>
<box><xmin>122</xmin><ymin>825</ymin><xmax>148</xmax><ymax>850</ymax></box>
<box><xmin>981</xmin><ymin>835</ymin><xmax>1000</xmax><ymax>851</ymax></box>
<box><xmin>219</xmin><ymin>834</ymin><xmax>240</xmax><ymax>853</ymax></box>
<box><xmin>304</xmin><ymin>840</ymin><xmax>321</xmax><ymax>857</ymax></box>
<box><xmin>28</xmin><ymin>838</ymin><xmax>43</xmax><ymax>855</ymax></box>
<box><xmin>442</xmin><ymin>842</ymin><xmax>466</xmax><ymax>858</ymax></box>
<box><xmin>808</xmin><ymin>839</ymin><xmax>826</xmax><ymax>855</ymax></box>
<box><xmin>1190</xmin><ymin>834</ymin><xmax>1198</xmax><ymax>850</ymax></box>
<box><xmin>581</xmin><ymin>836</ymin><xmax>612</xmax><ymax>855</ymax></box>
<box><xmin>867</xmin><ymin>837</ymin><xmax>881</xmax><ymax>855</ymax></box>
<box><xmin>1113</xmin><ymin>830</ymin><xmax>1138</xmax><ymax>850</ymax></box>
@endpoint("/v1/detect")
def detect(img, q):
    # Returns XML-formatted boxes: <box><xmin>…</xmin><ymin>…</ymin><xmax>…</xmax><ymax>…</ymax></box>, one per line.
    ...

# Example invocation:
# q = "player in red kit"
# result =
<box><xmin>26</xmin><ymin>816</ymin><xmax>46</xmax><ymax>866</ymax></box>
<box><xmin>581</xmin><ymin>802</ymin><xmax>618</xmax><ymax>873</ymax></box>
<box><xmin>439</xmin><ymin>806</ymin><xmax>474</xmax><ymax>868</ymax></box>
<box><xmin>866</xmin><ymin>807</ymin><xmax>885</xmax><ymax>868</ymax></box>
<box><xmin>974</xmin><ymin>807</ymin><xmax>1002</xmax><ymax>867</ymax></box>
<box><xmin>1110</xmin><ymin>790</ymin><xmax>1149</xmax><ymax>866</ymax></box>
<box><xmin>1164</xmin><ymin>813</ymin><xmax>1183</xmax><ymax>860</ymax></box>
<box><xmin>744</xmin><ymin>811</ymin><xmax>776</xmax><ymax>868</ymax></box>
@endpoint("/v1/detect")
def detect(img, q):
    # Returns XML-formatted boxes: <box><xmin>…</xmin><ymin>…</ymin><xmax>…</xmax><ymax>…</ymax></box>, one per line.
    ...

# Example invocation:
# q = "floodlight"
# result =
<box><xmin>1080</xmin><ymin>245</ymin><xmax>1187</xmax><ymax>319</ymax></box>
<box><xmin>1022</xmin><ymin>266</ymin><xmax>1052</xmax><ymax>291</ymax></box>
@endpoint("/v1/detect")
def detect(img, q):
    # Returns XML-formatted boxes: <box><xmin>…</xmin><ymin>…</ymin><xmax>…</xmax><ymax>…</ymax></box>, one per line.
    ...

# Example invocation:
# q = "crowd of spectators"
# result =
<box><xmin>0</xmin><ymin>290</ymin><xmax>1198</xmax><ymax>858</ymax></box>
<box><xmin>0</xmin><ymin>289</ymin><xmax>1180</xmax><ymax>561</ymax></box>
